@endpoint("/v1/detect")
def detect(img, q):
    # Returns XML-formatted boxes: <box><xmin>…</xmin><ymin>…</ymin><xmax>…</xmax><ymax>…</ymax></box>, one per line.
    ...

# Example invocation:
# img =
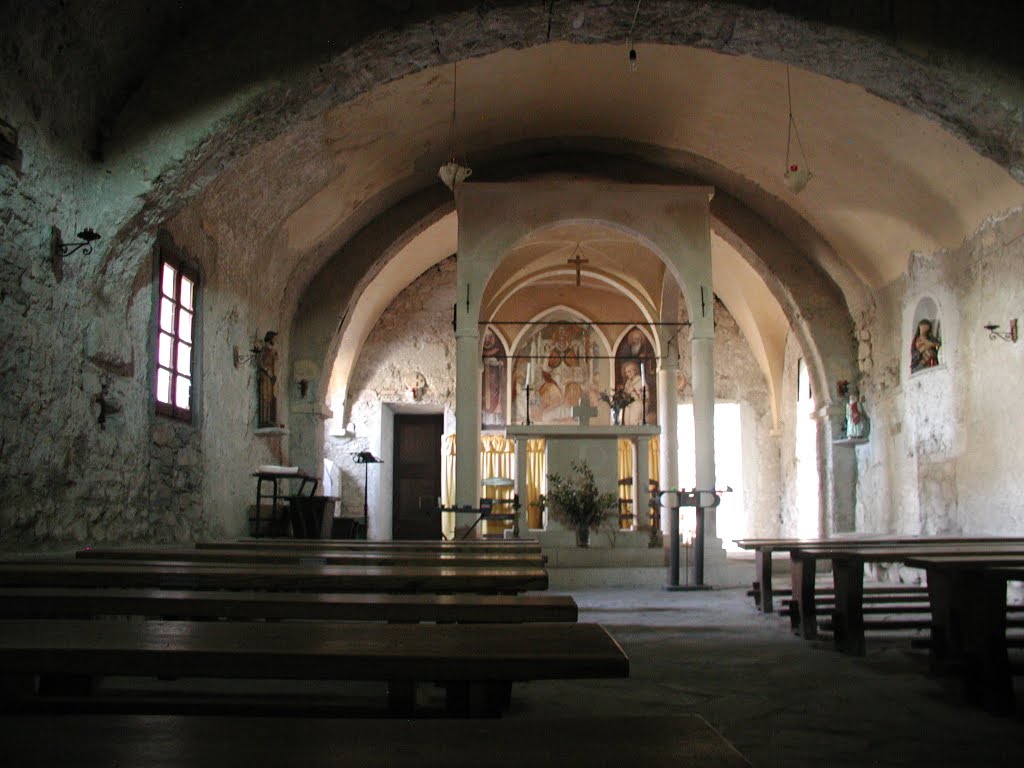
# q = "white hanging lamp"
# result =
<box><xmin>783</xmin><ymin>65</ymin><xmax>813</xmax><ymax>194</ymax></box>
<box><xmin>438</xmin><ymin>61</ymin><xmax>472</xmax><ymax>191</ymax></box>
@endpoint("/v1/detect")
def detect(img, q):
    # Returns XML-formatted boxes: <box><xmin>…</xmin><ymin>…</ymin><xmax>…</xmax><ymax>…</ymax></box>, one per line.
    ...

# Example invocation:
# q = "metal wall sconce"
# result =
<box><xmin>984</xmin><ymin>319</ymin><xmax>1018</xmax><ymax>342</ymax></box>
<box><xmin>55</xmin><ymin>227</ymin><xmax>101</xmax><ymax>257</ymax></box>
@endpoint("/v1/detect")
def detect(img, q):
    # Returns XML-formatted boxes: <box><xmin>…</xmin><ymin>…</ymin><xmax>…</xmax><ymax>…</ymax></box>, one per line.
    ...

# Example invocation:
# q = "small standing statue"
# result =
<box><xmin>837</xmin><ymin>380</ymin><xmax>867</xmax><ymax>439</ymax></box>
<box><xmin>910</xmin><ymin>318</ymin><xmax>941</xmax><ymax>373</ymax></box>
<box><xmin>256</xmin><ymin>331</ymin><xmax>278</xmax><ymax>427</ymax></box>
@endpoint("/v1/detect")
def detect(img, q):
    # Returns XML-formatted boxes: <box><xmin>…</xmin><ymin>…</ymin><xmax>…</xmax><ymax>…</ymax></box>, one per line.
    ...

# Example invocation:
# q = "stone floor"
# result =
<box><xmin>509</xmin><ymin>585</ymin><xmax>1024</xmax><ymax>767</ymax></box>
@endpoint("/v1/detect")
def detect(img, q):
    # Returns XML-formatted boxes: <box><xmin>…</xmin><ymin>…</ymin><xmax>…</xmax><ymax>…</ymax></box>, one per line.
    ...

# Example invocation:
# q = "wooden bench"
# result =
<box><xmin>199</xmin><ymin>538</ymin><xmax>543</xmax><ymax>553</ymax></box>
<box><xmin>0</xmin><ymin>619</ymin><xmax>627</xmax><ymax>717</ymax></box>
<box><xmin>0</xmin><ymin>561</ymin><xmax>549</xmax><ymax>594</ymax></box>
<box><xmin>788</xmin><ymin>542</ymin><xmax>1024</xmax><ymax>653</ymax></box>
<box><xmin>0</xmin><ymin>587</ymin><xmax>577</xmax><ymax>623</ymax></box>
<box><xmin>735</xmin><ymin>536</ymin><xmax>1024</xmax><ymax>613</ymax></box>
<box><xmin>903</xmin><ymin>555</ymin><xmax>1024</xmax><ymax>715</ymax></box>
<box><xmin>0</xmin><ymin>714</ymin><xmax>751</xmax><ymax>767</ymax></box>
<box><xmin>76</xmin><ymin>546</ymin><xmax>547</xmax><ymax>568</ymax></box>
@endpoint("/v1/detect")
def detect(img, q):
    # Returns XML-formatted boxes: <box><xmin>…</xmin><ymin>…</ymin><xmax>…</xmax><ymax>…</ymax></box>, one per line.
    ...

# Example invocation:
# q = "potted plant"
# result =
<box><xmin>543</xmin><ymin>460</ymin><xmax>618</xmax><ymax>547</ymax></box>
<box><xmin>599</xmin><ymin>387</ymin><xmax>635</xmax><ymax>425</ymax></box>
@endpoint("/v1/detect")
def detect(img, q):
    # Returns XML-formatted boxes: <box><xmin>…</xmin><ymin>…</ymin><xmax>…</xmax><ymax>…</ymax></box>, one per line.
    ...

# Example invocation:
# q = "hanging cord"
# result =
<box><xmin>627</xmin><ymin>0</ymin><xmax>642</xmax><ymax>40</ymax></box>
<box><xmin>626</xmin><ymin>0</ymin><xmax>642</xmax><ymax>68</ymax></box>
<box><xmin>784</xmin><ymin>65</ymin><xmax>811</xmax><ymax>178</ymax></box>
<box><xmin>447</xmin><ymin>61</ymin><xmax>458</xmax><ymax>161</ymax></box>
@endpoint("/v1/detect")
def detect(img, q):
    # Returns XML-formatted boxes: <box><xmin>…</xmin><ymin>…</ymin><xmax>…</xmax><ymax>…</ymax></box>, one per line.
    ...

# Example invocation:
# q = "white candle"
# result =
<box><xmin>526</xmin><ymin>361</ymin><xmax>532</xmax><ymax>384</ymax></box>
<box><xmin>640</xmin><ymin>364</ymin><xmax>646</xmax><ymax>388</ymax></box>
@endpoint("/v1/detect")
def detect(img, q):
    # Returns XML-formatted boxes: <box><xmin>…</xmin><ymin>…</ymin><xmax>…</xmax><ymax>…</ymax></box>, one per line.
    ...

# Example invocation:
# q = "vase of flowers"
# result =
<box><xmin>543</xmin><ymin>460</ymin><xmax>618</xmax><ymax>547</ymax></box>
<box><xmin>599</xmin><ymin>387</ymin><xmax>635</xmax><ymax>426</ymax></box>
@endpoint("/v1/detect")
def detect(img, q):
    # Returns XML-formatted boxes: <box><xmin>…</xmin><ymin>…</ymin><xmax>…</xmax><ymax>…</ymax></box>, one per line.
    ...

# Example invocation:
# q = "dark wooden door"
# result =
<box><xmin>392</xmin><ymin>414</ymin><xmax>444</xmax><ymax>540</ymax></box>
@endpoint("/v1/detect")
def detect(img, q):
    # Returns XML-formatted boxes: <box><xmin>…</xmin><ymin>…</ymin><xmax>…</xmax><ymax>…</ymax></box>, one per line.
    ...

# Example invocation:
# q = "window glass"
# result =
<box><xmin>156</xmin><ymin>368</ymin><xmax>172</xmax><ymax>404</ymax></box>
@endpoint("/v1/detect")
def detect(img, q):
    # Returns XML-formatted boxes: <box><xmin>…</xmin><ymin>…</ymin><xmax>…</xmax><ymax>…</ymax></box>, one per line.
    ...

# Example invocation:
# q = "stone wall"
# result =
<box><xmin>856</xmin><ymin>208</ymin><xmax>1024</xmax><ymax>537</ymax></box>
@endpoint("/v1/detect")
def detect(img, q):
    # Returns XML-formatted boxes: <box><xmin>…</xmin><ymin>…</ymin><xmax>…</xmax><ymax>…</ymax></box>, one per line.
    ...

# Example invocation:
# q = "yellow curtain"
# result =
<box><xmin>441</xmin><ymin>435</ymin><xmax>547</xmax><ymax>535</ymax></box>
<box><xmin>616</xmin><ymin>436</ymin><xmax>661</xmax><ymax>529</ymax></box>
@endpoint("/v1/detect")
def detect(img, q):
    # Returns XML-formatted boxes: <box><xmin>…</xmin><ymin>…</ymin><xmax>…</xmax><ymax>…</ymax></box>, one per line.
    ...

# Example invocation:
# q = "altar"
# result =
<box><xmin>505</xmin><ymin>424</ymin><xmax>660</xmax><ymax>537</ymax></box>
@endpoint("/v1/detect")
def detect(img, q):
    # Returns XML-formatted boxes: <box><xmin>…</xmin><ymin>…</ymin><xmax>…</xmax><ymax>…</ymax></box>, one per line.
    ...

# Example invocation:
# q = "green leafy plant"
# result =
<box><xmin>544</xmin><ymin>460</ymin><xmax>618</xmax><ymax>542</ymax></box>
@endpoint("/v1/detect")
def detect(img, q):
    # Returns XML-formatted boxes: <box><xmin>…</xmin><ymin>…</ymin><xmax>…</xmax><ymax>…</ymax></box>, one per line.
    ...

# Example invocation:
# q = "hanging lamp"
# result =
<box><xmin>783</xmin><ymin>66</ymin><xmax>812</xmax><ymax>194</ymax></box>
<box><xmin>438</xmin><ymin>61</ymin><xmax>472</xmax><ymax>191</ymax></box>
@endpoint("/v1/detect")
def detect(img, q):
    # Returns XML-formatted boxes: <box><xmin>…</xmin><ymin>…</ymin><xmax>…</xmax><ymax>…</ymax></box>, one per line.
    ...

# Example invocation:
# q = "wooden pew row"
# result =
<box><xmin>0</xmin><ymin>587</ymin><xmax>577</xmax><ymax>623</ymax></box>
<box><xmin>788</xmin><ymin>544</ymin><xmax>1024</xmax><ymax>653</ymax></box>
<box><xmin>199</xmin><ymin>538</ymin><xmax>543</xmax><ymax>553</ymax></box>
<box><xmin>0</xmin><ymin>619</ymin><xmax>627</xmax><ymax>717</ymax></box>
<box><xmin>0</xmin><ymin>714</ymin><xmax>752</xmax><ymax>768</ymax></box>
<box><xmin>735</xmin><ymin>536</ymin><xmax>1024</xmax><ymax>612</ymax></box>
<box><xmin>0</xmin><ymin>561</ymin><xmax>549</xmax><ymax>594</ymax></box>
<box><xmin>76</xmin><ymin>546</ymin><xmax>546</xmax><ymax>568</ymax></box>
<box><xmin>903</xmin><ymin>555</ymin><xmax>1024</xmax><ymax>716</ymax></box>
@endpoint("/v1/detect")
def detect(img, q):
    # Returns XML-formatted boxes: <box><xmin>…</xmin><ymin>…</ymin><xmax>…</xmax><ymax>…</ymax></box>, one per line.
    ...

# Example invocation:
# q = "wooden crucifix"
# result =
<box><xmin>567</xmin><ymin>245</ymin><xmax>588</xmax><ymax>286</ymax></box>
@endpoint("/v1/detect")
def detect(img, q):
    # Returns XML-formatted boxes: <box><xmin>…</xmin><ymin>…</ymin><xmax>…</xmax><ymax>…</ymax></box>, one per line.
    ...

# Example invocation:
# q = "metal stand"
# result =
<box><xmin>651</xmin><ymin>488</ymin><xmax>724</xmax><ymax>591</ymax></box>
<box><xmin>353</xmin><ymin>451</ymin><xmax>383</xmax><ymax>539</ymax></box>
<box><xmin>524</xmin><ymin>384</ymin><xmax>532</xmax><ymax>425</ymax></box>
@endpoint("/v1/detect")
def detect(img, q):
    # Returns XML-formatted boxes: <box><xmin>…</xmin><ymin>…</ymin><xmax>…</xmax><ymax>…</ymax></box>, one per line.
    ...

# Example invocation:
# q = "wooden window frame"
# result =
<box><xmin>154</xmin><ymin>251</ymin><xmax>198</xmax><ymax>422</ymax></box>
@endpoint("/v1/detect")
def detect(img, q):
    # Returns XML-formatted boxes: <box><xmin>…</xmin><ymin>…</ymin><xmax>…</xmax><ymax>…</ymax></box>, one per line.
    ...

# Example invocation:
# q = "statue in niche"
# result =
<box><xmin>910</xmin><ymin>318</ymin><xmax>941</xmax><ymax>373</ymax></box>
<box><xmin>837</xmin><ymin>380</ymin><xmax>868</xmax><ymax>440</ymax></box>
<box><xmin>256</xmin><ymin>331</ymin><xmax>278</xmax><ymax>427</ymax></box>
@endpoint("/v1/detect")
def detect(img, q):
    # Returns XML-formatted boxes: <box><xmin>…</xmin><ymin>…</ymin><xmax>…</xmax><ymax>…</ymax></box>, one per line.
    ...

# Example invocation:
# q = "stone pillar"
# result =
<box><xmin>454</xmin><ymin>328</ymin><xmax>481</xmax><ymax>509</ymax></box>
<box><xmin>633</xmin><ymin>436</ymin><xmax>651</xmax><ymax>531</ymax></box>
<box><xmin>514</xmin><ymin>436</ymin><xmax>530</xmax><ymax>536</ymax></box>
<box><xmin>692</xmin><ymin>336</ymin><xmax>716</xmax><ymax>524</ymax></box>
<box><xmin>657</xmin><ymin>354</ymin><xmax>680</xmax><ymax>534</ymax></box>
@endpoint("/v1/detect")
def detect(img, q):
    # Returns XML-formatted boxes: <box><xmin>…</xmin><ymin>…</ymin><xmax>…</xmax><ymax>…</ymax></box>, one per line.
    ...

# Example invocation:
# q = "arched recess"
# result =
<box><xmin>288</xmin><ymin>156</ymin><xmax>859</xmax><ymax>532</ymax></box>
<box><xmin>452</xmin><ymin>181</ymin><xmax>715</xmax><ymax>537</ymax></box>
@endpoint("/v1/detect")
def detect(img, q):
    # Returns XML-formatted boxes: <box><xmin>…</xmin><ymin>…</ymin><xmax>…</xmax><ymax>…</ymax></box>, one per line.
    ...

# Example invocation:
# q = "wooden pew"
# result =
<box><xmin>0</xmin><ymin>587</ymin><xmax>577</xmax><ymax>623</ymax></box>
<box><xmin>0</xmin><ymin>561</ymin><xmax>549</xmax><ymax>594</ymax></box>
<box><xmin>735</xmin><ymin>536</ymin><xmax>1024</xmax><ymax>613</ymax></box>
<box><xmin>76</xmin><ymin>546</ymin><xmax>547</xmax><ymax>568</ymax></box>
<box><xmin>0</xmin><ymin>619</ymin><xmax>627</xmax><ymax>717</ymax></box>
<box><xmin>0</xmin><ymin>714</ymin><xmax>752</xmax><ymax>767</ymax></box>
<box><xmin>904</xmin><ymin>554</ymin><xmax>1024</xmax><ymax>715</ymax></box>
<box><xmin>199</xmin><ymin>538</ymin><xmax>543</xmax><ymax>553</ymax></box>
<box><xmin>788</xmin><ymin>542</ymin><xmax>1024</xmax><ymax>652</ymax></box>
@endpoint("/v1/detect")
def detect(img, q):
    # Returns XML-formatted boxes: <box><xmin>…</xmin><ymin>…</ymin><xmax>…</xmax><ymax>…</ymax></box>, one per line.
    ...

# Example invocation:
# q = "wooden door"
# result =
<box><xmin>392</xmin><ymin>414</ymin><xmax>444</xmax><ymax>540</ymax></box>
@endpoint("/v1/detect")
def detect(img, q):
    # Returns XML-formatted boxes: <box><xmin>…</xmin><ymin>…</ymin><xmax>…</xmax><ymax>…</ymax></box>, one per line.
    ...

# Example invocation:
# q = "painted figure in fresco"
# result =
<box><xmin>910</xmin><ymin>318</ymin><xmax>941</xmax><ymax>373</ymax></box>
<box><xmin>481</xmin><ymin>329</ymin><xmax>507</xmax><ymax>427</ymax></box>
<box><xmin>256</xmin><ymin>331</ymin><xmax>278</xmax><ymax>427</ymax></box>
<box><xmin>621</xmin><ymin>360</ymin><xmax>645</xmax><ymax>425</ymax></box>
<box><xmin>614</xmin><ymin>326</ymin><xmax>657</xmax><ymax>425</ymax></box>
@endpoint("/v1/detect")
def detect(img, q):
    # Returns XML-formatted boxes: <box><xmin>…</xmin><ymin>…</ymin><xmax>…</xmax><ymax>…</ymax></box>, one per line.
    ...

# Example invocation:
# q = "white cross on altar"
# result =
<box><xmin>572</xmin><ymin>401</ymin><xmax>598</xmax><ymax>427</ymax></box>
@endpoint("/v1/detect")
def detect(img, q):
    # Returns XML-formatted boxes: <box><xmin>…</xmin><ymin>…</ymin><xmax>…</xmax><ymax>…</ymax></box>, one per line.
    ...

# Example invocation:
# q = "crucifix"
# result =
<box><xmin>567</xmin><ymin>244</ymin><xmax>588</xmax><ymax>286</ymax></box>
<box><xmin>572</xmin><ymin>401</ymin><xmax>597</xmax><ymax>427</ymax></box>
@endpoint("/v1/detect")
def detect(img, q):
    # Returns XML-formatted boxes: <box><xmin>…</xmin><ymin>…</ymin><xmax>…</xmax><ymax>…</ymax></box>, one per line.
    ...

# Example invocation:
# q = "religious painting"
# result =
<box><xmin>481</xmin><ymin>327</ymin><xmax>507</xmax><ymax>429</ymax></box>
<box><xmin>513</xmin><ymin>317</ymin><xmax>604</xmax><ymax>425</ymax></box>
<box><xmin>614</xmin><ymin>327</ymin><xmax>657</xmax><ymax>426</ymax></box>
<box><xmin>909</xmin><ymin>298</ymin><xmax>941</xmax><ymax>374</ymax></box>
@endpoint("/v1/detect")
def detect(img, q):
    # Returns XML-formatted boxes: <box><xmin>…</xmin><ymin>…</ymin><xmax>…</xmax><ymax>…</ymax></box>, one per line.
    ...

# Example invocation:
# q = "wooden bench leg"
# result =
<box><xmin>387</xmin><ymin>680</ymin><xmax>417</xmax><ymax>716</ymax></box>
<box><xmin>755</xmin><ymin>549</ymin><xmax>774</xmax><ymax>613</ymax></box>
<box><xmin>443</xmin><ymin>681</ymin><xmax>510</xmax><ymax>717</ymax></box>
<box><xmin>790</xmin><ymin>553</ymin><xmax>817</xmax><ymax>639</ymax></box>
<box><xmin>832</xmin><ymin>556</ymin><xmax>865</xmax><ymax>656</ymax></box>
<box><xmin>959</xmin><ymin>573</ymin><xmax>1014</xmax><ymax>716</ymax></box>
<box><xmin>927</xmin><ymin>569</ymin><xmax>959</xmax><ymax>676</ymax></box>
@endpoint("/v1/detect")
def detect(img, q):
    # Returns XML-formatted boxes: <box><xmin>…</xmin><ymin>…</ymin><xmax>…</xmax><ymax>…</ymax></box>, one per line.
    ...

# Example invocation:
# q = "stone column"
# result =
<box><xmin>692</xmin><ymin>335</ymin><xmax>716</xmax><ymax>538</ymax></box>
<box><xmin>454</xmin><ymin>328</ymin><xmax>481</xmax><ymax>509</ymax></box>
<box><xmin>657</xmin><ymin>353</ymin><xmax>680</xmax><ymax>534</ymax></box>
<box><xmin>514</xmin><ymin>436</ymin><xmax>530</xmax><ymax>536</ymax></box>
<box><xmin>633</xmin><ymin>436</ymin><xmax>651</xmax><ymax>531</ymax></box>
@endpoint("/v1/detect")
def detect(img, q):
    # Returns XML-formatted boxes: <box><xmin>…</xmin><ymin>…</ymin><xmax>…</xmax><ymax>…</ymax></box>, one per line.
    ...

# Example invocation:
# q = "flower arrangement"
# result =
<box><xmin>599</xmin><ymin>387</ymin><xmax>635</xmax><ymax>411</ymax></box>
<box><xmin>543</xmin><ymin>460</ymin><xmax>618</xmax><ymax>546</ymax></box>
